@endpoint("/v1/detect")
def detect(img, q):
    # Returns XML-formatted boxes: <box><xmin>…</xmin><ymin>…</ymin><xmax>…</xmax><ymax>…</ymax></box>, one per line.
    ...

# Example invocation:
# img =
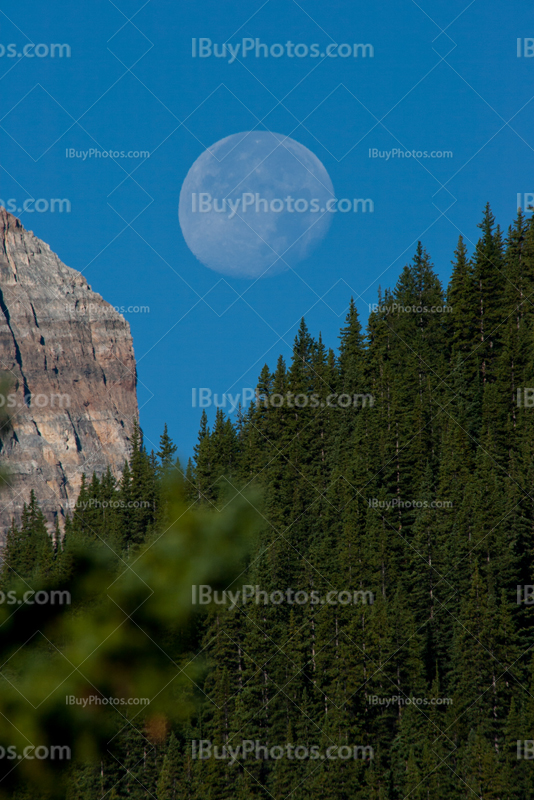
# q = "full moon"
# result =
<box><xmin>179</xmin><ymin>131</ymin><xmax>335</xmax><ymax>279</ymax></box>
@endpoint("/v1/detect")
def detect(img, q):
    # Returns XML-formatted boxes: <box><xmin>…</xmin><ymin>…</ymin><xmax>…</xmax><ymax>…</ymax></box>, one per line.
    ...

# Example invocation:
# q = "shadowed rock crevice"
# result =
<box><xmin>0</xmin><ymin>285</ymin><xmax>31</xmax><ymax>406</ymax></box>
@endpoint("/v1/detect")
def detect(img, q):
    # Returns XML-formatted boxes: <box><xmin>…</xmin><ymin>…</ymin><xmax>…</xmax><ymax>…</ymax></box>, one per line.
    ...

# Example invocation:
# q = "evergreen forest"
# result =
<box><xmin>5</xmin><ymin>205</ymin><xmax>534</xmax><ymax>800</ymax></box>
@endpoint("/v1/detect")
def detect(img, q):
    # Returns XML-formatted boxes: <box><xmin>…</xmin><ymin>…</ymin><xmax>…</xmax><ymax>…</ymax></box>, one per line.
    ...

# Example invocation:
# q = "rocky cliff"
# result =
<box><xmin>0</xmin><ymin>209</ymin><xmax>138</xmax><ymax>535</ymax></box>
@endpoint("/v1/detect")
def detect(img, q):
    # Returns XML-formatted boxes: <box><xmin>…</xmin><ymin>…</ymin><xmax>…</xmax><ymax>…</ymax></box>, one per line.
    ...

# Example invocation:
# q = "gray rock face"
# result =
<box><xmin>0</xmin><ymin>208</ymin><xmax>138</xmax><ymax>534</ymax></box>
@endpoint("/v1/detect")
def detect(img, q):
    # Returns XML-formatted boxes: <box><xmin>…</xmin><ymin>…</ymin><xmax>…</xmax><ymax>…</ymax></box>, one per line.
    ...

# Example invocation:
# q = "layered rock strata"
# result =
<box><xmin>0</xmin><ymin>209</ymin><xmax>138</xmax><ymax>534</ymax></box>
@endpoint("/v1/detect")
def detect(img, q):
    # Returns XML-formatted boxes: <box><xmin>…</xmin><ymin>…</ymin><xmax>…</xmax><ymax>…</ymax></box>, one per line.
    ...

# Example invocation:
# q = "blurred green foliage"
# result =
<box><xmin>0</xmin><ymin>483</ymin><xmax>259</xmax><ymax>798</ymax></box>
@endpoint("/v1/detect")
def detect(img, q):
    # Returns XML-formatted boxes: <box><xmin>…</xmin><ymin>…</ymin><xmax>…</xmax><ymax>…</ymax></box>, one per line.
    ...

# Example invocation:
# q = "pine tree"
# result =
<box><xmin>157</xmin><ymin>424</ymin><xmax>179</xmax><ymax>480</ymax></box>
<box><xmin>157</xmin><ymin>733</ymin><xmax>181</xmax><ymax>800</ymax></box>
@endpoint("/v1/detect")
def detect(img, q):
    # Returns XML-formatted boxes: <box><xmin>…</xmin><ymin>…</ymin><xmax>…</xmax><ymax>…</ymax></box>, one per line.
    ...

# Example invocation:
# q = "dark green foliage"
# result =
<box><xmin>2</xmin><ymin>490</ymin><xmax>57</xmax><ymax>581</ymax></box>
<box><xmin>6</xmin><ymin>206</ymin><xmax>534</xmax><ymax>799</ymax></box>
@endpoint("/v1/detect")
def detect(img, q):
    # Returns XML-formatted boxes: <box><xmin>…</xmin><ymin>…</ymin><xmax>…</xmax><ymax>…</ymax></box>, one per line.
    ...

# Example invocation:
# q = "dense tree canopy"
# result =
<box><xmin>5</xmin><ymin>207</ymin><xmax>534</xmax><ymax>799</ymax></box>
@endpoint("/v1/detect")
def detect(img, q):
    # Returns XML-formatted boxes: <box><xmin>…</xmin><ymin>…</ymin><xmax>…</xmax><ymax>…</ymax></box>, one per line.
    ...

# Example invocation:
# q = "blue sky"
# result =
<box><xmin>1</xmin><ymin>0</ymin><xmax>533</xmax><ymax>461</ymax></box>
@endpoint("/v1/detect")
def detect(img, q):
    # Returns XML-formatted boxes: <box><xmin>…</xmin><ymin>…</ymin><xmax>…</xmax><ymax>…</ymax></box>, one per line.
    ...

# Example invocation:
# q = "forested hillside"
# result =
<box><xmin>7</xmin><ymin>205</ymin><xmax>534</xmax><ymax>799</ymax></box>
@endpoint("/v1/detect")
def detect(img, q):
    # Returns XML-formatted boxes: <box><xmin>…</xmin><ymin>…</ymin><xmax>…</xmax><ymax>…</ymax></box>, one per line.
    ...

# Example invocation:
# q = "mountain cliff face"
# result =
<box><xmin>0</xmin><ymin>209</ymin><xmax>138</xmax><ymax>534</ymax></box>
